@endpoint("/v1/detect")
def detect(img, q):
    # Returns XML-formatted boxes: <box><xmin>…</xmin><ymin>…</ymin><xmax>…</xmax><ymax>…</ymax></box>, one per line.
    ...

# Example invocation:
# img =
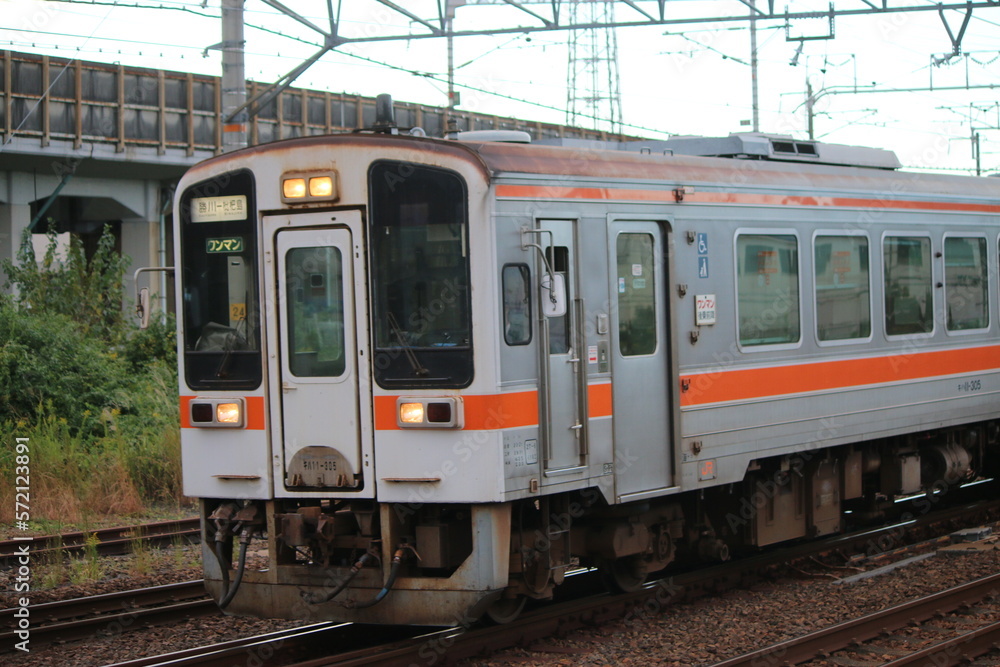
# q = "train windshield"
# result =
<box><xmin>368</xmin><ymin>161</ymin><xmax>473</xmax><ymax>388</ymax></box>
<box><xmin>178</xmin><ymin>170</ymin><xmax>262</xmax><ymax>390</ymax></box>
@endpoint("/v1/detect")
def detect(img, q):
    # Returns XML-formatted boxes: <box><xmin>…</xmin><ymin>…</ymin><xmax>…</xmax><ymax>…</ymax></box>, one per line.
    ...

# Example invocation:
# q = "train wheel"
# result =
<box><xmin>485</xmin><ymin>595</ymin><xmax>526</xmax><ymax>624</ymax></box>
<box><xmin>600</xmin><ymin>555</ymin><xmax>648</xmax><ymax>593</ymax></box>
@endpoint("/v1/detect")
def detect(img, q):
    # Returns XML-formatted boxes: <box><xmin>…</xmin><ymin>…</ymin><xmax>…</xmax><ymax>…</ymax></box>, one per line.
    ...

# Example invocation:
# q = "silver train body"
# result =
<box><xmin>175</xmin><ymin>122</ymin><xmax>1000</xmax><ymax>625</ymax></box>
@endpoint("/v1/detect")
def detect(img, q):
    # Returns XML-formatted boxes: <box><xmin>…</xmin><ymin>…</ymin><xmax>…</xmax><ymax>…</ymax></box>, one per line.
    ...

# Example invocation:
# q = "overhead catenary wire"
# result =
<box><xmin>12</xmin><ymin>0</ymin><xmax>1000</xmax><ymax>172</ymax></box>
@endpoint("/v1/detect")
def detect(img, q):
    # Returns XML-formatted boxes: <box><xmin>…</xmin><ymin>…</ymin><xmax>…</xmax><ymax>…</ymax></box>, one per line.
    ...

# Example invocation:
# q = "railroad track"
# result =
<box><xmin>0</xmin><ymin>518</ymin><xmax>200</xmax><ymax>567</ymax></box>
<box><xmin>19</xmin><ymin>495</ymin><xmax>1000</xmax><ymax>666</ymax></box>
<box><xmin>711</xmin><ymin>571</ymin><xmax>1000</xmax><ymax>666</ymax></box>
<box><xmin>0</xmin><ymin>580</ymin><xmax>214</xmax><ymax>651</ymax></box>
<box><xmin>103</xmin><ymin>622</ymin><xmax>429</xmax><ymax>667</ymax></box>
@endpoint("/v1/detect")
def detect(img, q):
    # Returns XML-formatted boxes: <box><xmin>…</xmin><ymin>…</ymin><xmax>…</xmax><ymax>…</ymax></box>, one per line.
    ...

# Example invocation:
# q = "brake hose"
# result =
<box><xmin>218</xmin><ymin>527</ymin><xmax>252</xmax><ymax>609</ymax></box>
<box><xmin>339</xmin><ymin>546</ymin><xmax>408</xmax><ymax>609</ymax></box>
<box><xmin>301</xmin><ymin>550</ymin><xmax>376</xmax><ymax>605</ymax></box>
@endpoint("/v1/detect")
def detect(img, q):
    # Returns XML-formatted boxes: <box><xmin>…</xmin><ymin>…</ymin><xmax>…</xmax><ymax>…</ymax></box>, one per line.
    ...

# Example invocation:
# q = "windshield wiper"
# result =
<box><xmin>215</xmin><ymin>296</ymin><xmax>249</xmax><ymax>379</ymax></box>
<box><xmin>386</xmin><ymin>312</ymin><xmax>429</xmax><ymax>377</ymax></box>
<box><xmin>214</xmin><ymin>322</ymin><xmax>242</xmax><ymax>379</ymax></box>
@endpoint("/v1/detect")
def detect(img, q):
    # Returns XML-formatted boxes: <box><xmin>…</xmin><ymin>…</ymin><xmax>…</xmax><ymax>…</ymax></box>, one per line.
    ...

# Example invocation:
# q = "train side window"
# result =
<box><xmin>884</xmin><ymin>236</ymin><xmax>933</xmax><ymax>336</ymax></box>
<box><xmin>945</xmin><ymin>236</ymin><xmax>989</xmax><ymax>331</ymax></box>
<box><xmin>616</xmin><ymin>233</ymin><xmax>657</xmax><ymax>356</ymax></box>
<box><xmin>502</xmin><ymin>264</ymin><xmax>532</xmax><ymax>345</ymax></box>
<box><xmin>814</xmin><ymin>235</ymin><xmax>871</xmax><ymax>342</ymax></box>
<box><xmin>736</xmin><ymin>234</ymin><xmax>800</xmax><ymax>346</ymax></box>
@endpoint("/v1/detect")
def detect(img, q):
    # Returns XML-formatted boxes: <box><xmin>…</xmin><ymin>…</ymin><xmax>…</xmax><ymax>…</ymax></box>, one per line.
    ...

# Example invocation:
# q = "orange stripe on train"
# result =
<box><xmin>374</xmin><ymin>384</ymin><xmax>613</xmax><ymax>431</ymax></box>
<box><xmin>496</xmin><ymin>184</ymin><xmax>1000</xmax><ymax>214</ymax></box>
<box><xmin>679</xmin><ymin>345</ymin><xmax>1000</xmax><ymax>407</ymax></box>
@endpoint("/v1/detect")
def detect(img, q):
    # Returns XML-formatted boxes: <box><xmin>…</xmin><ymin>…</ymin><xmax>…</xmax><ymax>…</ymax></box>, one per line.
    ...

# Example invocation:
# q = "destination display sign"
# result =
<box><xmin>191</xmin><ymin>195</ymin><xmax>248</xmax><ymax>223</ymax></box>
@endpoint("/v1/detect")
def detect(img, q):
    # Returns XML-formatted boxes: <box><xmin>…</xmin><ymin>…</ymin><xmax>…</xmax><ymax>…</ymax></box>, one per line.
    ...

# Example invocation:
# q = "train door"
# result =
<box><xmin>609</xmin><ymin>221</ymin><xmax>673</xmax><ymax>498</ymax></box>
<box><xmin>537</xmin><ymin>219</ymin><xmax>587</xmax><ymax>478</ymax></box>
<box><xmin>263</xmin><ymin>211</ymin><xmax>371</xmax><ymax>495</ymax></box>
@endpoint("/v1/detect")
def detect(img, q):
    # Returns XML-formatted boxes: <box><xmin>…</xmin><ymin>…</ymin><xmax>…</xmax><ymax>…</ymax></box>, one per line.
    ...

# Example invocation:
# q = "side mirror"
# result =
<box><xmin>138</xmin><ymin>287</ymin><xmax>151</xmax><ymax>329</ymax></box>
<box><xmin>540</xmin><ymin>273</ymin><xmax>567</xmax><ymax>318</ymax></box>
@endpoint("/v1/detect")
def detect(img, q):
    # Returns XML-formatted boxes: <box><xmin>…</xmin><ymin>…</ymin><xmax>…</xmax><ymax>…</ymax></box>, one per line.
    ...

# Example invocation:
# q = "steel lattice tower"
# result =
<box><xmin>565</xmin><ymin>0</ymin><xmax>623</xmax><ymax>136</ymax></box>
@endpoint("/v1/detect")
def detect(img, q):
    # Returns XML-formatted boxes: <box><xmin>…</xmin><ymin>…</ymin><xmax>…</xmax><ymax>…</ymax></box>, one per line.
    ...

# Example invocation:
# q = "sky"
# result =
<box><xmin>4</xmin><ymin>0</ymin><xmax>1000</xmax><ymax>174</ymax></box>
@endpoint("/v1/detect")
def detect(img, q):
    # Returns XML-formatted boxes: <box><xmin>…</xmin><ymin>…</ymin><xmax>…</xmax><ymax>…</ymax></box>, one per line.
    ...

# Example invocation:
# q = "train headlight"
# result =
<box><xmin>189</xmin><ymin>398</ymin><xmax>245</xmax><ymax>428</ymax></box>
<box><xmin>282</xmin><ymin>178</ymin><xmax>307</xmax><ymax>199</ymax></box>
<box><xmin>216</xmin><ymin>402</ymin><xmax>242</xmax><ymax>424</ymax></box>
<box><xmin>396</xmin><ymin>397</ymin><xmax>462</xmax><ymax>429</ymax></box>
<box><xmin>308</xmin><ymin>176</ymin><xmax>335</xmax><ymax>197</ymax></box>
<box><xmin>281</xmin><ymin>171</ymin><xmax>339</xmax><ymax>203</ymax></box>
<box><xmin>399</xmin><ymin>402</ymin><xmax>425</xmax><ymax>424</ymax></box>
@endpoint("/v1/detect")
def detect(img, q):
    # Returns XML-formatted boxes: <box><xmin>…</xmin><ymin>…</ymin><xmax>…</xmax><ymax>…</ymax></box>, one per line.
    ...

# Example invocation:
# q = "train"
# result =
<box><xmin>173</xmin><ymin>95</ymin><xmax>1000</xmax><ymax>626</ymax></box>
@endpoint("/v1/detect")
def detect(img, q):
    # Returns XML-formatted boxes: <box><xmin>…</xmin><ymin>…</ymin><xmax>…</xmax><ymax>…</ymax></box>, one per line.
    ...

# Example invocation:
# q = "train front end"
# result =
<box><xmin>175</xmin><ymin>133</ymin><xmax>511</xmax><ymax>625</ymax></box>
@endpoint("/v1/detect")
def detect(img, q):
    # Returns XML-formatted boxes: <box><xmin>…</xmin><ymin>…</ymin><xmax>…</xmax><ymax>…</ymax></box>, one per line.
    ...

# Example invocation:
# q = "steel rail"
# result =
<box><xmin>0</xmin><ymin>518</ymin><xmax>200</xmax><ymax>566</ymax></box>
<box><xmin>709</xmin><ymin>572</ymin><xmax>1000</xmax><ymax>667</ymax></box>
<box><xmin>0</xmin><ymin>580</ymin><xmax>206</xmax><ymax>627</ymax></box>
<box><xmin>34</xmin><ymin>494</ymin><xmax>1000</xmax><ymax>666</ymax></box>
<box><xmin>103</xmin><ymin>623</ymin><xmax>426</xmax><ymax>667</ymax></box>
<box><xmin>0</xmin><ymin>581</ymin><xmax>217</xmax><ymax>651</ymax></box>
<box><xmin>881</xmin><ymin>619</ymin><xmax>1000</xmax><ymax>667</ymax></box>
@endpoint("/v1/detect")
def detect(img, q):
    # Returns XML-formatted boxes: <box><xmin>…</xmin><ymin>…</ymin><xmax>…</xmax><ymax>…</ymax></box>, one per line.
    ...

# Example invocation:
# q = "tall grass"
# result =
<box><xmin>0</xmin><ymin>406</ymin><xmax>182</xmax><ymax>525</ymax></box>
<box><xmin>0</xmin><ymin>227</ymin><xmax>186</xmax><ymax>527</ymax></box>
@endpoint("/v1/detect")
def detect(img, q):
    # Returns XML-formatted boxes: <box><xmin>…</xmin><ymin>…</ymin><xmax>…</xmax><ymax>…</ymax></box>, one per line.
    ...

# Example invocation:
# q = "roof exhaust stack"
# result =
<box><xmin>373</xmin><ymin>94</ymin><xmax>397</xmax><ymax>134</ymax></box>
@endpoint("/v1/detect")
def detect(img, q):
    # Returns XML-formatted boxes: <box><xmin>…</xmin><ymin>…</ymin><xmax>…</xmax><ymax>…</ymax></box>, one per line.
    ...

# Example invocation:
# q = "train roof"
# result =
<box><xmin>461</xmin><ymin>135</ymin><xmax>1000</xmax><ymax>203</ymax></box>
<box><xmin>186</xmin><ymin>131</ymin><xmax>1000</xmax><ymax>205</ymax></box>
<box><xmin>536</xmin><ymin>132</ymin><xmax>902</xmax><ymax>170</ymax></box>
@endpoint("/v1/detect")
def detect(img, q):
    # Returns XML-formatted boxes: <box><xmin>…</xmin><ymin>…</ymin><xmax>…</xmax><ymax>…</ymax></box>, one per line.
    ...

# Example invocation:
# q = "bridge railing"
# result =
<box><xmin>1</xmin><ymin>50</ymin><xmax>613</xmax><ymax>158</ymax></box>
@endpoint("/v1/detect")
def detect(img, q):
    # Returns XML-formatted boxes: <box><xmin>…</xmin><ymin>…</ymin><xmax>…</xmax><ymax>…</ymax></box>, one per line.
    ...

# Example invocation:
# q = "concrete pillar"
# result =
<box><xmin>0</xmin><ymin>203</ymin><xmax>31</xmax><ymax>294</ymax></box>
<box><xmin>121</xmin><ymin>215</ymin><xmax>155</xmax><ymax>314</ymax></box>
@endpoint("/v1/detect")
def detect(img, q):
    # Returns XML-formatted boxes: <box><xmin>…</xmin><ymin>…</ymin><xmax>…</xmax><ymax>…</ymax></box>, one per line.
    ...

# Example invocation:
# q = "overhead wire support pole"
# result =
<box><xmin>444</xmin><ymin>0</ymin><xmax>457</xmax><ymax>114</ymax></box>
<box><xmin>933</xmin><ymin>3</ymin><xmax>973</xmax><ymax>65</ymax></box>
<box><xmin>750</xmin><ymin>0</ymin><xmax>759</xmax><ymax>132</ymax></box>
<box><xmin>620</xmin><ymin>0</ymin><xmax>655</xmax><ymax>22</ymax></box>
<box><xmin>227</xmin><ymin>44</ymin><xmax>335</xmax><ymax>123</ymax></box>
<box><xmin>220</xmin><ymin>0</ymin><xmax>246</xmax><ymax>152</ymax></box>
<box><xmin>296</xmin><ymin>1</ymin><xmax>998</xmax><ymax>44</ymax></box>
<box><xmin>735</xmin><ymin>0</ymin><xmax>768</xmax><ymax>16</ymax></box>
<box><xmin>225</xmin><ymin>0</ymin><xmax>345</xmax><ymax>125</ymax></box>
<box><xmin>260</xmin><ymin>0</ymin><xmax>332</xmax><ymax>38</ymax></box>
<box><xmin>376</xmin><ymin>0</ymin><xmax>442</xmax><ymax>34</ymax></box>
<box><xmin>498</xmin><ymin>0</ymin><xmax>555</xmax><ymax>26</ymax></box>
<box><xmin>327</xmin><ymin>0</ymin><xmax>338</xmax><ymax>36</ymax></box>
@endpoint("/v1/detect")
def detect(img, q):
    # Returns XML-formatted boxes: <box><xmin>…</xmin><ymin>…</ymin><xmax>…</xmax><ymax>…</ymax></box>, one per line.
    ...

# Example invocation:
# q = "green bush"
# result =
<box><xmin>0</xmin><ymin>226</ymin><xmax>184</xmax><ymax>523</ymax></box>
<box><xmin>4</xmin><ymin>227</ymin><xmax>130</xmax><ymax>343</ymax></box>
<box><xmin>0</xmin><ymin>305</ymin><xmax>128</xmax><ymax>436</ymax></box>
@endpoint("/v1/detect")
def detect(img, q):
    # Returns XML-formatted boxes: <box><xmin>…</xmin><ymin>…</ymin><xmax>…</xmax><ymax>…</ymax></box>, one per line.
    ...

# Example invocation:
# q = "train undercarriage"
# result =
<box><xmin>203</xmin><ymin>420</ymin><xmax>999</xmax><ymax>625</ymax></box>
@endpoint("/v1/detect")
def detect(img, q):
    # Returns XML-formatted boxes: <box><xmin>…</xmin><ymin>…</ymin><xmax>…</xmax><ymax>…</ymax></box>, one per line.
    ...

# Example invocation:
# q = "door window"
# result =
<box><xmin>616</xmin><ymin>233</ymin><xmax>657</xmax><ymax>356</ymax></box>
<box><xmin>285</xmin><ymin>246</ymin><xmax>346</xmax><ymax>377</ymax></box>
<box><xmin>546</xmin><ymin>246</ymin><xmax>571</xmax><ymax>354</ymax></box>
